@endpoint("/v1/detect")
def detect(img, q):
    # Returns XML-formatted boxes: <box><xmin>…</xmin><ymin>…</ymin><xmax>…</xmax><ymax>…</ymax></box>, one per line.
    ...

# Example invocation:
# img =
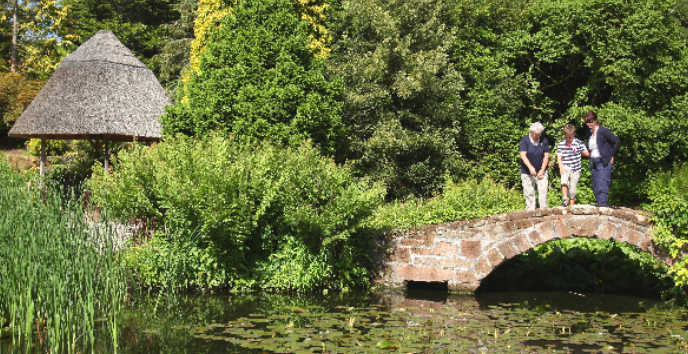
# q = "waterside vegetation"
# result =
<box><xmin>0</xmin><ymin>160</ymin><xmax>126</xmax><ymax>353</ymax></box>
<box><xmin>88</xmin><ymin>134</ymin><xmax>385</xmax><ymax>292</ymax></box>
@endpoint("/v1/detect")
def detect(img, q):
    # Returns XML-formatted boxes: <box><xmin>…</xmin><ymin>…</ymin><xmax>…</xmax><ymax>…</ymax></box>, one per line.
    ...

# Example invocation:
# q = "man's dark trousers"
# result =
<box><xmin>590</xmin><ymin>158</ymin><xmax>612</xmax><ymax>207</ymax></box>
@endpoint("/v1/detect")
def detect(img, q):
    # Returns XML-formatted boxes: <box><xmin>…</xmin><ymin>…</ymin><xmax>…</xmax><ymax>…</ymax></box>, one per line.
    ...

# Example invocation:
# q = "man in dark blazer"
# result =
<box><xmin>583</xmin><ymin>111</ymin><xmax>620</xmax><ymax>207</ymax></box>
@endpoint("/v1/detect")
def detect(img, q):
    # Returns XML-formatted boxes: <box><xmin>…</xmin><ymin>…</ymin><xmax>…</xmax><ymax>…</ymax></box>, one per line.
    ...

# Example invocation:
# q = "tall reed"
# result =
<box><xmin>0</xmin><ymin>160</ymin><xmax>127</xmax><ymax>353</ymax></box>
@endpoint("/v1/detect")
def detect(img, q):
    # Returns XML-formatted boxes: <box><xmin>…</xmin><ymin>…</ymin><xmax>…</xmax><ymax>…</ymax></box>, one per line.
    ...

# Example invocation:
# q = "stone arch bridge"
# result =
<box><xmin>377</xmin><ymin>205</ymin><xmax>669</xmax><ymax>292</ymax></box>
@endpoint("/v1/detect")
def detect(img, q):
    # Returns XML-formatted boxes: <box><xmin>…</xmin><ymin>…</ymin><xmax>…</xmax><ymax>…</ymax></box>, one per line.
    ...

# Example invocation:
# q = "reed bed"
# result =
<box><xmin>0</xmin><ymin>160</ymin><xmax>127</xmax><ymax>353</ymax></box>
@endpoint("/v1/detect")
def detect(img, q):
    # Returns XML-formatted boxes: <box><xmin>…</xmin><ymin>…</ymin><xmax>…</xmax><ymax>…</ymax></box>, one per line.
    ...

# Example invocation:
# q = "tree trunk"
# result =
<box><xmin>10</xmin><ymin>0</ymin><xmax>17</xmax><ymax>72</ymax></box>
<box><xmin>104</xmin><ymin>140</ymin><xmax>110</xmax><ymax>173</ymax></box>
<box><xmin>40</xmin><ymin>138</ymin><xmax>46</xmax><ymax>178</ymax></box>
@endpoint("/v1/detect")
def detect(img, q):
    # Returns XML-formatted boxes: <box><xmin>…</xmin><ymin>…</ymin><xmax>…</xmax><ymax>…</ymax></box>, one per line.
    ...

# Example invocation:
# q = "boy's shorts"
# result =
<box><xmin>561</xmin><ymin>168</ymin><xmax>581</xmax><ymax>199</ymax></box>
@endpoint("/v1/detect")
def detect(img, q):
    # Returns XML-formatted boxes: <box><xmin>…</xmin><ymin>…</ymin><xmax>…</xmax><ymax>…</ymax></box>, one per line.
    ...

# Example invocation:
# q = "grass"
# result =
<box><xmin>0</xmin><ymin>159</ymin><xmax>127</xmax><ymax>353</ymax></box>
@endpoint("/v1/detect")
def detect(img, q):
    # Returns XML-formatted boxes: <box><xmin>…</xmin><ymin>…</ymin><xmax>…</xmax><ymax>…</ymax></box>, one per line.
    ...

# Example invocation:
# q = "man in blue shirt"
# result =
<box><xmin>519</xmin><ymin>122</ymin><xmax>550</xmax><ymax>210</ymax></box>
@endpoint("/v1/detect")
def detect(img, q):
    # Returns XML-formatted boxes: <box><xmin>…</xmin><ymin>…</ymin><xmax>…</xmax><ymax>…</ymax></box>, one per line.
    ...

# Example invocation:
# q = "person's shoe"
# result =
<box><xmin>561</xmin><ymin>199</ymin><xmax>569</xmax><ymax>207</ymax></box>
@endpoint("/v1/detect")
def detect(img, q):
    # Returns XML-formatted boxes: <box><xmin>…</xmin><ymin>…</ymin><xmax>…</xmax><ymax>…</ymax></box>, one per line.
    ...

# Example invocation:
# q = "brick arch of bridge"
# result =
<box><xmin>377</xmin><ymin>205</ymin><xmax>668</xmax><ymax>292</ymax></box>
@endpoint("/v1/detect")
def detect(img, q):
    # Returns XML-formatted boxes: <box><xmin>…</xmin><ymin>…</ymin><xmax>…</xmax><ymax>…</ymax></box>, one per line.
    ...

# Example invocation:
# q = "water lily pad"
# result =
<box><xmin>376</xmin><ymin>339</ymin><xmax>399</xmax><ymax>349</ymax></box>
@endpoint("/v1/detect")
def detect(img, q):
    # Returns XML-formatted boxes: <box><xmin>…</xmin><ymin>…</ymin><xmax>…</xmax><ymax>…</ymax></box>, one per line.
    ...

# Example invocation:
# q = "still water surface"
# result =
<box><xmin>117</xmin><ymin>289</ymin><xmax>688</xmax><ymax>353</ymax></box>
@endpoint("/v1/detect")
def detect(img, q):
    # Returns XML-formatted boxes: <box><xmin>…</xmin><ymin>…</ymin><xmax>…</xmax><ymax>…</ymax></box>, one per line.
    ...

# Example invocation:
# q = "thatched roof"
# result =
<box><xmin>8</xmin><ymin>30</ymin><xmax>169</xmax><ymax>141</ymax></box>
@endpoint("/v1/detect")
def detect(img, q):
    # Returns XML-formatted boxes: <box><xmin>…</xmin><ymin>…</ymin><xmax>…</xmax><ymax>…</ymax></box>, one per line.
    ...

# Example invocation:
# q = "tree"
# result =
<box><xmin>9</xmin><ymin>0</ymin><xmax>17</xmax><ymax>72</ymax></box>
<box><xmin>155</xmin><ymin>0</ymin><xmax>197</xmax><ymax>96</ymax></box>
<box><xmin>508</xmin><ymin>0</ymin><xmax>688</xmax><ymax>203</ymax></box>
<box><xmin>58</xmin><ymin>0</ymin><xmax>178</xmax><ymax>77</ymax></box>
<box><xmin>163</xmin><ymin>0</ymin><xmax>345</xmax><ymax>157</ymax></box>
<box><xmin>295</xmin><ymin>0</ymin><xmax>332</xmax><ymax>58</ymax></box>
<box><xmin>0</xmin><ymin>0</ymin><xmax>74</xmax><ymax>78</ymax></box>
<box><xmin>329</xmin><ymin>0</ymin><xmax>464</xmax><ymax>198</ymax></box>
<box><xmin>448</xmin><ymin>0</ymin><xmax>532</xmax><ymax>188</ymax></box>
<box><xmin>0</xmin><ymin>2</ymin><xmax>10</xmax><ymax>70</ymax></box>
<box><xmin>0</xmin><ymin>71</ymin><xmax>43</xmax><ymax>136</ymax></box>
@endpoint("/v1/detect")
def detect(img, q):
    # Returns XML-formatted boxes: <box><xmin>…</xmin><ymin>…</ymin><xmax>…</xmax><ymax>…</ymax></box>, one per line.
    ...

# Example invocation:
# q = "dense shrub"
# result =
<box><xmin>0</xmin><ymin>72</ymin><xmax>43</xmax><ymax>136</ymax></box>
<box><xmin>88</xmin><ymin>135</ymin><xmax>384</xmax><ymax>292</ymax></box>
<box><xmin>162</xmin><ymin>0</ymin><xmax>345</xmax><ymax>158</ymax></box>
<box><xmin>25</xmin><ymin>138</ymin><xmax>69</xmax><ymax>156</ymax></box>
<box><xmin>329</xmin><ymin>0</ymin><xmax>463</xmax><ymax>199</ymax></box>
<box><xmin>368</xmin><ymin>177</ymin><xmax>523</xmax><ymax>230</ymax></box>
<box><xmin>46</xmin><ymin>149</ymin><xmax>101</xmax><ymax>190</ymax></box>
<box><xmin>27</xmin><ymin>140</ymin><xmax>124</xmax><ymax>191</ymax></box>
<box><xmin>646</xmin><ymin>163</ymin><xmax>688</xmax><ymax>293</ymax></box>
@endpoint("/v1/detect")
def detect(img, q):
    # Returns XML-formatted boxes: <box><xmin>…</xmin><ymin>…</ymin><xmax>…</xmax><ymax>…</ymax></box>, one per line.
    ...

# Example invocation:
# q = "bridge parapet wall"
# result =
<box><xmin>377</xmin><ymin>205</ymin><xmax>663</xmax><ymax>292</ymax></box>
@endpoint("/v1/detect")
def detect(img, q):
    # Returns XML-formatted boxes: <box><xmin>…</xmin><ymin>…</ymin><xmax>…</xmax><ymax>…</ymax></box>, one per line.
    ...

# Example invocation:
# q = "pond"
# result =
<box><xmin>107</xmin><ymin>288</ymin><xmax>688</xmax><ymax>353</ymax></box>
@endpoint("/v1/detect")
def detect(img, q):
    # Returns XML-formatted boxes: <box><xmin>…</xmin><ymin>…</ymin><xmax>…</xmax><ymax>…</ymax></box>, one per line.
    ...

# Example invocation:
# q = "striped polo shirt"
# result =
<box><xmin>557</xmin><ymin>138</ymin><xmax>588</xmax><ymax>172</ymax></box>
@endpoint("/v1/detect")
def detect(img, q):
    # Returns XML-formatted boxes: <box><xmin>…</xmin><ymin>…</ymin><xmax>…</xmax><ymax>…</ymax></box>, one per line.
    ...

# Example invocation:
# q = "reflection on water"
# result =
<box><xmin>3</xmin><ymin>289</ymin><xmax>687</xmax><ymax>352</ymax></box>
<box><xmin>110</xmin><ymin>289</ymin><xmax>688</xmax><ymax>353</ymax></box>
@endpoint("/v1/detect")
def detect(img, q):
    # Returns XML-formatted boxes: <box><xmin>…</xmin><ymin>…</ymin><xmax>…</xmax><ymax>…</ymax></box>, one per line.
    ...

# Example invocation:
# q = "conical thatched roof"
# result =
<box><xmin>8</xmin><ymin>30</ymin><xmax>169</xmax><ymax>141</ymax></box>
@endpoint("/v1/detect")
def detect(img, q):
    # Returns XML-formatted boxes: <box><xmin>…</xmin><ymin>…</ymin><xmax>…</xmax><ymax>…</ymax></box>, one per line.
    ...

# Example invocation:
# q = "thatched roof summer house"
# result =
<box><xmin>8</xmin><ymin>30</ymin><xmax>170</xmax><ymax>175</ymax></box>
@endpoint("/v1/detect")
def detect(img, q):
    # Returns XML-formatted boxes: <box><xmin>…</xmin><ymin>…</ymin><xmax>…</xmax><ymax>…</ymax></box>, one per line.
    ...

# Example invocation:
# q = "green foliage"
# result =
<box><xmin>18</xmin><ymin>1</ymin><xmax>77</xmax><ymax>79</ymax></box>
<box><xmin>120</xmin><ymin>231</ymin><xmax>233</xmax><ymax>291</ymax></box>
<box><xmin>369</xmin><ymin>177</ymin><xmax>523</xmax><ymax>230</ymax></box>
<box><xmin>327</xmin><ymin>0</ymin><xmax>688</xmax><ymax>199</ymax></box>
<box><xmin>329</xmin><ymin>0</ymin><xmax>464</xmax><ymax>198</ymax></box>
<box><xmin>23</xmin><ymin>139</ymin><xmax>123</xmax><ymax>191</ymax></box>
<box><xmin>25</xmin><ymin>138</ymin><xmax>68</xmax><ymax>156</ymax></box>
<box><xmin>58</xmin><ymin>0</ymin><xmax>178</xmax><ymax>77</ymax></box>
<box><xmin>0</xmin><ymin>0</ymin><xmax>75</xmax><ymax>79</ymax></box>
<box><xmin>646</xmin><ymin>163</ymin><xmax>688</xmax><ymax>293</ymax></box>
<box><xmin>155</xmin><ymin>0</ymin><xmax>197</xmax><ymax>96</ymax></box>
<box><xmin>4</xmin><ymin>0</ymin><xmax>688</xmax><ymax>206</ymax></box>
<box><xmin>518</xmin><ymin>0</ymin><xmax>688</xmax><ymax>203</ymax></box>
<box><xmin>482</xmin><ymin>238</ymin><xmax>673</xmax><ymax>298</ymax></box>
<box><xmin>449</xmin><ymin>0</ymin><xmax>532</xmax><ymax>188</ymax></box>
<box><xmin>0</xmin><ymin>158</ymin><xmax>126</xmax><ymax>352</ymax></box>
<box><xmin>0</xmin><ymin>72</ymin><xmax>43</xmax><ymax>135</ymax></box>
<box><xmin>163</xmin><ymin>0</ymin><xmax>345</xmax><ymax>158</ymax></box>
<box><xmin>45</xmin><ymin>141</ymin><xmax>110</xmax><ymax>189</ymax></box>
<box><xmin>88</xmin><ymin>135</ymin><xmax>384</xmax><ymax>291</ymax></box>
<box><xmin>257</xmin><ymin>235</ymin><xmax>335</xmax><ymax>292</ymax></box>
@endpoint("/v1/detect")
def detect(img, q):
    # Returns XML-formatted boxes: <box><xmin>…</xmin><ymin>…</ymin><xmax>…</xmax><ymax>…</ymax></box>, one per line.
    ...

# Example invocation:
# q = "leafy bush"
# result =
<box><xmin>162</xmin><ymin>0</ymin><xmax>345</xmax><ymax>158</ymax></box>
<box><xmin>645</xmin><ymin>163</ymin><xmax>688</xmax><ymax>293</ymax></box>
<box><xmin>25</xmin><ymin>138</ymin><xmax>69</xmax><ymax>156</ymax></box>
<box><xmin>27</xmin><ymin>140</ymin><xmax>123</xmax><ymax>191</ymax></box>
<box><xmin>369</xmin><ymin>176</ymin><xmax>523</xmax><ymax>230</ymax></box>
<box><xmin>119</xmin><ymin>231</ymin><xmax>231</xmax><ymax>291</ymax></box>
<box><xmin>329</xmin><ymin>0</ymin><xmax>464</xmax><ymax>199</ymax></box>
<box><xmin>88</xmin><ymin>135</ymin><xmax>384</xmax><ymax>292</ymax></box>
<box><xmin>46</xmin><ymin>149</ymin><xmax>99</xmax><ymax>189</ymax></box>
<box><xmin>0</xmin><ymin>72</ymin><xmax>43</xmax><ymax>136</ymax></box>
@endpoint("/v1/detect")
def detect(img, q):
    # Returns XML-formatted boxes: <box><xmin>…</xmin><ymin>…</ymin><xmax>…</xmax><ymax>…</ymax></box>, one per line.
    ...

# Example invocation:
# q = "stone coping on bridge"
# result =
<box><xmin>375</xmin><ymin>205</ymin><xmax>665</xmax><ymax>292</ymax></box>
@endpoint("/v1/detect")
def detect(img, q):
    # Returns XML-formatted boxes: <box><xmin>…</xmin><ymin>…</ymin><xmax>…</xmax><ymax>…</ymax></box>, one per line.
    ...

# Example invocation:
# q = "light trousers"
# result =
<box><xmin>560</xmin><ymin>168</ymin><xmax>581</xmax><ymax>200</ymax></box>
<box><xmin>521</xmin><ymin>172</ymin><xmax>548</xmax><ymax>210</ymax></box>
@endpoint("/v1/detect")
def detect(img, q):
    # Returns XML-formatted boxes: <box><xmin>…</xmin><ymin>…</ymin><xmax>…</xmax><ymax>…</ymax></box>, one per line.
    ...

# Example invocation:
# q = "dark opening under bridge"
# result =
<box><xmin>376</xmin><ymin>205</ymin><xmax>669</xmax><ymax>292</ymax></box>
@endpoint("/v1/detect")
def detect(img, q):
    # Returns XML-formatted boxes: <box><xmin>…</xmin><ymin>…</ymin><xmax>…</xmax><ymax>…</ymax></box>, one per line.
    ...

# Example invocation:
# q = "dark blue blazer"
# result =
<box><xmin>585</xmin><ymin>126</ymin><xmax>620</xmax><ymax>165</ymax></box>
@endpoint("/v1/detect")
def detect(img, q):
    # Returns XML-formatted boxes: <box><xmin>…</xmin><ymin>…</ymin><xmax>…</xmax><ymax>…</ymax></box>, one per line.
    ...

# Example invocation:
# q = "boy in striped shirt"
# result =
<box><xmin>557</xmin><ymin>124</ymin><xmax>589</xmax><ymax>207</ymax></box>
